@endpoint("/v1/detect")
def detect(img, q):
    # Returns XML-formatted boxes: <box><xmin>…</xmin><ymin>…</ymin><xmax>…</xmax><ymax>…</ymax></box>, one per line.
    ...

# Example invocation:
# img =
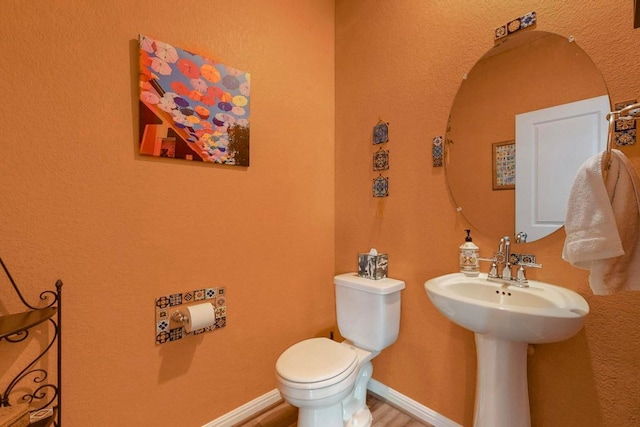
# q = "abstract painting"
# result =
<box><xmin>138</xmin><ymin>35</ymin><xmax>251</xmax><ymax>166</ymax></box>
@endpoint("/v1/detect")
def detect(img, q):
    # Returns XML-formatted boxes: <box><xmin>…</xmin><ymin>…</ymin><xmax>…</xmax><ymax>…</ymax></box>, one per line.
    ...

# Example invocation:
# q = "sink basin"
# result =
<box><xmin>425</xmin><ymin>272</ymin><xmax>590</xmax><ymax>427</ymax></box>
<box><xmin>424</xmin><ymin>272</ymin><xmax>589</xmax><ymax>343</ymax></box>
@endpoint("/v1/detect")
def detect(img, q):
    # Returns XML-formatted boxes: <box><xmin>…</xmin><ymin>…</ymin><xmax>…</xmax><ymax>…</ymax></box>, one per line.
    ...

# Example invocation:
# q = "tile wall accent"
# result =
<box><xmin>495</xmin><ymin>11</ymin><xmax>536</xmax><ymax>41</ymax></box>
<box><xmin>432</xmin><ymin>135</ymin><xmax>443</xmax><ymax>167</ymax></box>
<box><xmin>614</xmin><ymin>100</ymin><xmax>637</xmax><ymax>146</ymax></box>
<box><xmin>372</xmin><ymin>120</ymin><xmax>390</xmax><ymax>198</ymax></box>
<box><xmin>155</xmin><ymin>287</ymin><xmax>227</xmax><ymax>345</ymax></box>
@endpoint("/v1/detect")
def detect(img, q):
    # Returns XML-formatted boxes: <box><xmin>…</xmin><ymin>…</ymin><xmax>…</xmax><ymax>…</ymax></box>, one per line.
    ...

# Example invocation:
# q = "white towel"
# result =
<box><xmin>562</xmin><ymin>149</ymin><xmax>640</xmax><ymax>295</ymax></box>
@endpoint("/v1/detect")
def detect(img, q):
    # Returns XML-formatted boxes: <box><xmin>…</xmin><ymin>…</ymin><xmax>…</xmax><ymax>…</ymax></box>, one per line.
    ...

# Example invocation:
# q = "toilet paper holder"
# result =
<box><xmin>169</xmin><ymin>302</ymin><xmax>216</xmax><ymax>333</ymax></box>
<box><xmin>155</xmin><ymin>288</ymin><xmax>227</xmax><ymax>345</ymax></box>
<box><xmin>171</xmin><ymin>309</ymin><xmax>189</xmax><ymax>325</ymax></box>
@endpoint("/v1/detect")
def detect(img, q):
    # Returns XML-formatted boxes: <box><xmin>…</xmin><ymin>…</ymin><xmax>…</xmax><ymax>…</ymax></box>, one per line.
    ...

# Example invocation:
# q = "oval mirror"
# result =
<box><xmin>445</xmin><ymin>31</ymin><xmax>610</xmax><ymax>243</ymax></box>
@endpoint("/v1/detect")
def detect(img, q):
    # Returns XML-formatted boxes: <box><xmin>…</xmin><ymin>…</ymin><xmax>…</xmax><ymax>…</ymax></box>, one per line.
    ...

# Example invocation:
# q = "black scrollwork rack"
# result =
<box><xmin>0</xmin><ymin>258</ymin><xmax>62</xmax><ymax>427</ymax></box>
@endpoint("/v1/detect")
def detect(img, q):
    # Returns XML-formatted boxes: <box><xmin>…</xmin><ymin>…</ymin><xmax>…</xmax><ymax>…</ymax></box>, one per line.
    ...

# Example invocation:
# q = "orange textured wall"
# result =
<box><xmin>336</xmin><ymin>1</ymin><xmax>640</xmax><ymax>426</ymax></box>
<box><xmin>0</xmin><ymin>1</ymin><xmax>335</xmax><ymax>426</ymax></box>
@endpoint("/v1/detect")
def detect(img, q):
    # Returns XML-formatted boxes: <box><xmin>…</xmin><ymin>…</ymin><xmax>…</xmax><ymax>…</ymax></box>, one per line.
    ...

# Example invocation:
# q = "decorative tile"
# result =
<box><xmin>215</xmin><ymin>317</ymin><xmax>227</xmax><ymax>329</ymax></box>
<box><xmin>615</xmin><ymin>100</ymin><xmax>637</xmax><ymax>121</ymax></box>
<box><xmin>616</xmin><ymin>118</ymin><xmax>636</xmax><ymax>132</ymax></box>
<box><xmin>194</xmin><ymin>289</ymin><xmax>206</xmax><ymax>301</ymax></box>
<box><xmin>156</xmin><ymin>308</ymin><xmax>169</xmax><ymax>321</ymax></box>
<box><xmin>616</xmin><ymin>129</ymin><xmax>636</xmax><ymax>146</ymax></box>
<box><xmin>521</xmin><ymin>11</ymin><xmax>537</xmax><ymax>28</ymax></box>
<box><xmin>432</xmin><ymin>136</ymin><xmax>443</xmax><ymax>167</ymax></box>
<box><xmin>614</xmin><ymin>100</ymin><xmax>637</xmax><ymax>146</ymax></box>
<box><xmin>519</xmin><ymin>254</ymin><xmax>537</xmax><ymax>264</ymax></box>
<box><xmin>169</xmin><ymin>327</ymin><xmax>183</xmax><ymax>341</ymax></box>
<box><xmin>155</xmin><ymin>295</ymin><xmax>170</xmax><ymax>309</ymax></box>
<box><xmin>507</xmin><ymin>18</ymin><xmax>522</xmax><ymax>34</ymax></box>
<box><xmin>157</xmin><ymin>319</ymin><xmax>170</xmax><ymax>334</ymax></box>
<box><xmin>495</xmin><ymin>25</ymin><xmax>507</xmax><ymax>40</ymax></box>
<box><xmin>615</xmin><ymin>120</ymin><xmax>636</xmax><ymax>131</ymax></box>
<box><xmin>155</xmin><ymin>286</ymin><xmax>228</xmax><ymax>345</ymax></box>
<box><xmin>373</xmin><ymin>121</ymin><xmax>389</xmax><ymax>145</ymax></box>
<box><xmin>169</xmin><ymin>293</ymin><xmax>183</xmax><ymax>306</ymax></box>
<box><xmin>373</xmin><ymin>175</ymin><xmax>389</xmax><ymax>197</ymax></box>
<box><xmin>495</xmin><ymin>11</ymin><xmax>536</xmax><ymax>40</ymax></box>
<box><xmin>156</xmin><ymin>331</ymin><xmax>170</xmax><ymax>344</ymax></box>
<box><xmin>183</xmin><ymin>291</ymin><xmax>194</xmax><ymax>302</ymax></box>
<box><xmin>215</xmin><ymin>306</ymin><xmax>227</xmax><ymax>319</ymax></box>
<box><xmin>510</xmin><ymin>253</ymin><xmax>537</xmax><ymax>264</ymax></box>
<box><xmin>373</xmin><ymin>148</ymin><xmax>389</xmax><ymax>171</ymax></box>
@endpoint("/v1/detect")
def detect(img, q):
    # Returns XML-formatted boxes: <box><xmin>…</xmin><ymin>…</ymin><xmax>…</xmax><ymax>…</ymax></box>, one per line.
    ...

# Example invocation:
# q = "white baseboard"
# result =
<box><xmin>367</xmin><ymin>378</ymin><xmax>462</xmax><ymax>427</ymax></box>
<box><xmin>204</xmin><ymin>380</ymin><xmax>462</xmax><ymax>427</ymax></box>
<box><xmin>204</xmin><ymin>388</ymin><xmax>282</xmax><ymax>427</ymax></box>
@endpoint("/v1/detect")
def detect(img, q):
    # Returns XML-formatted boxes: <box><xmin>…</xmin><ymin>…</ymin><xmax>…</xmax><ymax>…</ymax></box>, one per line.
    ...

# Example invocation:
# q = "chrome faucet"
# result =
<box><xmin>499</xmin><ymin>236</ymin><xmax>512</xmax><ymax>280</ymax></box>
<box><xmin>479</xmin><ymin>235</ymin><xmax>542</xmax><ymax>287</ymax></box>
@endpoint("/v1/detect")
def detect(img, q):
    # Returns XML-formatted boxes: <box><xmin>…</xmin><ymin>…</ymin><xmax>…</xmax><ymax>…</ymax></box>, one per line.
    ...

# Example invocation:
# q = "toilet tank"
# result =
<box><xmin>334</xmin><ymin>273</ymin><xmax>405</xmax><ymax>351</ymax></box>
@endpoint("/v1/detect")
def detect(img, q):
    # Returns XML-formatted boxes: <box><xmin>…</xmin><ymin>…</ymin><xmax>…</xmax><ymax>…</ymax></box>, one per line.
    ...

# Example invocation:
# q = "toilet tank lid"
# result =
<box><xmin>334</xmin><ymin>273</ymin><xmax>405</xmax><ymax>294</ymax></box>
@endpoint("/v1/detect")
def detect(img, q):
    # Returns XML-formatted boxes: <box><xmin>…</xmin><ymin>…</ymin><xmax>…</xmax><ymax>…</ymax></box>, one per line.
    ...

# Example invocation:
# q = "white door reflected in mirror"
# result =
<box><xmin>515</xmin><ymin>95</ymin><xmax>610</xmax><ymax>242</ymax></box>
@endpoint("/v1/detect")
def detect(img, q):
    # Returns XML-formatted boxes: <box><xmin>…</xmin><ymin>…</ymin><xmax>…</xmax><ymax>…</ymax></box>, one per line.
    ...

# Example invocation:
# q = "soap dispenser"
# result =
<box><xmin>459</xmin><ymin>229</ymin><xmax>479</xmax><ymax>277</ymax></box>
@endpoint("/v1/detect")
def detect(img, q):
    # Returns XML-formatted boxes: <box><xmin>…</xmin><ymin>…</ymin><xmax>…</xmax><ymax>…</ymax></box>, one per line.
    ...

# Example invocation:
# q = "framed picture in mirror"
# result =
<box><xmin>492</xmin><ymin>141</ymin><xmax>515</xmax><ymax>190</ymax></box>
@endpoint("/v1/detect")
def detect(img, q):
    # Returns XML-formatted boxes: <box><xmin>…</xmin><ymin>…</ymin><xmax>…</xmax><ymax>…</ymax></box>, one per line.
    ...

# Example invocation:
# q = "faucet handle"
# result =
<box><xmin>515</xmin><ymin>262</ymin><xmax>542</xmax><ymax>284</ymax></box>
<box><xmin>478</xmin><ymin>257</ymin><xmax>499</xmax><ymax>278</ymax></box>
<box><xmin>519</xmin><ymin>262</ymin><xmax>542</xmax><ymax>269</ymax></box>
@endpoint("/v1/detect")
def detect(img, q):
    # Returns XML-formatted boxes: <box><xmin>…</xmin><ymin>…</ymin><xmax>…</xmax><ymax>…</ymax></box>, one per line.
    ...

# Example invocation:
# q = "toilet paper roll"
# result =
<box><xmin>185</xmin><ymin>303</ymin><xmax>216</xmax><ymax>332</ymax></box>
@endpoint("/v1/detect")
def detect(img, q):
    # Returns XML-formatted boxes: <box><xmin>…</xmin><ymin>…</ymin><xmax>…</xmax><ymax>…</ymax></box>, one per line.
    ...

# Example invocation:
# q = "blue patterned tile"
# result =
<box><xmin>157</xmin><ymin>319</ymin><xmax>170</xmax><ymax>334</ymax></box>
<box><xmin>373</xmin><ymin>121</ymin><xmax>389</xmax><ymax>145</ymax></box>
<box><xmin>373</xmin><ymin>175</ymin><xmax>389</xmax><ymax>197</ymax></box>
<box><xmin>521</xmin><ymin>11</ymin><xmax>536</xmax><ymax>28</ymax></box>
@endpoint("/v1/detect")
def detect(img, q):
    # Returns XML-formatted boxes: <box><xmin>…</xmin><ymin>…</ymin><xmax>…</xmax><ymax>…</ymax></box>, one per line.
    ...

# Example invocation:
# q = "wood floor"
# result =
<box><xmin>236</xmin><ymin>393</ymin><xmax>434</xmax><ymax>427</ymax></box>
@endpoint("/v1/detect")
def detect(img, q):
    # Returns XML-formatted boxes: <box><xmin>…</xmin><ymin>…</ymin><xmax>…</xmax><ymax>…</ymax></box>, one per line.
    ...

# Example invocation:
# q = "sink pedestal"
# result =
<box><xmin>474</xmin><ymin>334</ymin><xmax>530</xmax><ymax>427</ymax></box>
<box><xmin>425</xmin><ymin>273</ymin><xmax>590</xmax><ymax>427</ymax></box>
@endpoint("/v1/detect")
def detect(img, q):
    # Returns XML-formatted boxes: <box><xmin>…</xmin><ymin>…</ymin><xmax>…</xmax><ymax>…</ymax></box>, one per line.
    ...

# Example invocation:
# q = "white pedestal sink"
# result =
<box><xmin>424</xmin><ymin>273</ymin><xmax>589</xmax><ymax>427</ymax></box>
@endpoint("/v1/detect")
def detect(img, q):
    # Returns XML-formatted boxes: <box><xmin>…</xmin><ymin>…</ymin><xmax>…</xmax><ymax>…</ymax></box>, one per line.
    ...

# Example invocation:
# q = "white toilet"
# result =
<box><xmin>275</xmin><ymin>272</ymin><xmax>405</xmax><ymax>427</ymax></box>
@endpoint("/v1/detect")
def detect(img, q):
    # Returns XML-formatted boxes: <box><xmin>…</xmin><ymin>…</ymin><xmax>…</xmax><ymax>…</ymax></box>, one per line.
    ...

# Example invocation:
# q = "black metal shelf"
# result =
<box><xmin>0</xmin><ymin>258</ymin><xmax>62</xmax><ymax>427</ymax></box>
<box><xmin>0</xmin><ymin>308</ymin><xmax>58</xmax><ymax>340</ymax></box>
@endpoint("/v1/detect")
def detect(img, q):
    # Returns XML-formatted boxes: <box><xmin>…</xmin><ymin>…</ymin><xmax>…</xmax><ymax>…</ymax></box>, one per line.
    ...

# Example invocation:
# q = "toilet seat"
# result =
<box><xmin>276</xmin><ymin>338</ymin><xmax>358</xmax><ymax>390</ymax></box>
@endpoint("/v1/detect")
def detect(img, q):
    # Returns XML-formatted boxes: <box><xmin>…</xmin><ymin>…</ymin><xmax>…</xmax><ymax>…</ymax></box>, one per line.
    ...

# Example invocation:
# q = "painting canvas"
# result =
<box><xmin>138</xmin><ymin>35</ymin><xmax>251</xmax><ymax>166</ymax></box>
<box><xmin>492</xmin><ymin>141</ymin><xmax>515</xmax><ymax>190</ymax></box>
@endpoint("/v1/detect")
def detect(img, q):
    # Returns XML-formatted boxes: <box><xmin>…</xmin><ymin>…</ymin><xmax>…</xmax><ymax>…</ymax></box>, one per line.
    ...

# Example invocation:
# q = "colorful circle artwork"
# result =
<box><xmin>138</xmin><ymin>35</ymin><xmax>251</xmax><ymax>166</ymax></box>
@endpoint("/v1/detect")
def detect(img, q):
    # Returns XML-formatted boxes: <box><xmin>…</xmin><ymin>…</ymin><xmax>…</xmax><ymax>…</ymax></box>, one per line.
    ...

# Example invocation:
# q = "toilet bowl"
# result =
<box><xmin>276</xmin><ymin>338</ymin><xmax>377</xmax><ymax>427</ymax></box>
<box><xmin>275</xmin><ymin>273</ymin><xmax>405</xmax><ymax>427</ymax></box>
